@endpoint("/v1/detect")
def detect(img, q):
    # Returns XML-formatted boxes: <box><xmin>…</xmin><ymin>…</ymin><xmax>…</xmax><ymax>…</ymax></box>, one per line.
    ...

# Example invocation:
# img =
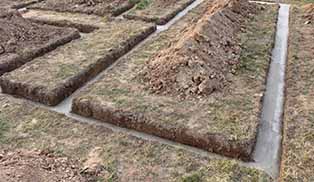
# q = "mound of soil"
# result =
<box><xmin>0</xmin><ymin>11</ymin><xmax>80</xmax><ymax>75</ymax></box>
<box><xmin>141</xmin><ymin>0</ymin><xmax>257</xmax><ymax>99</ymax></box>
<box><xmin>303</xmin><ymin>3</ymin><xmax>314</xmax><ymax>21</ymax></box>
<box><xmin>0</xmin><ymin>11</ymin><xmax>71</xmax><ymax>55</ymax></box>
<box><xmin>0</xmin><ymin>12</ymin><xmax>64</xmax><ymax>55</ymax></box>
<box><xmin>30</xmin><ymin>0</ymin><xmax>138</xmax><ymax>16</ymax></box>
<box><xmin>0</xmin><ymin>150</ymin><xmax>100</xmax><ymax>182</ymax></box>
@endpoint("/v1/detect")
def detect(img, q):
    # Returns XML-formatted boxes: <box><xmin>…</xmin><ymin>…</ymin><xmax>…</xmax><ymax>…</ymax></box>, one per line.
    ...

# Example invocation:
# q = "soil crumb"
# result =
<box><xmin>303</xmin><ymin>3</ymin><xmax>314</xmax><ymax>21</ymax></box>
<box><xmin>141</xmin><ymin>0</ymin><xmax>257</xmax><ymax>99</ymax></box>
<box><xmin>0</xmin><ymin>8</ymin><xmax>13</xmax><ymax>18</ymax></box>
<box><xmin>0</xmin><ymin>149</ymin><xmax>103</xmax><ymax>182</ymax></box>
<box><xmin>0</xmin><ymin>11</ymin><xmax>74</xmax><ymax>56</ymax></box>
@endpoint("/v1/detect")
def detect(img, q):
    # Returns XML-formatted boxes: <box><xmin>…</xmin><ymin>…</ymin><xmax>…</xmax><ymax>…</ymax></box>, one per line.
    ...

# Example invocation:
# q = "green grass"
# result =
<box><xmin>95</xmin><ymin>87</ymin><xmax>130</xmax><ymax>97</ymax></box>
<box><xmin>136</xmin><ymin>0</ymin><xmax>150</xmax><ymax>10</ymax></box>
<box><xmin>128</xmin><ymin>0</ymin><xmax>139</xmax><ymax>4</ymax></box>
<box><xmin>182</xmin><ymin>172</ymin><xmax>202</xmax><ymax>182</ymax></box>
<box><xmin>57</xmin><ymin>64</ymin><xmax>80</xmax><ymax>79</ymax></box>
<box><xmin>0</xmin><ymin>116</ymin><xmax>9</xmax><ymax>143</ymax></box>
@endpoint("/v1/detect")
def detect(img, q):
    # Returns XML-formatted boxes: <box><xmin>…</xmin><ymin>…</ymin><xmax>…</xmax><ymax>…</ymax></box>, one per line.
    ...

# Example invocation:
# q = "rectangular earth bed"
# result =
<box><xmin>0</xmin><ymin>19</ymin><xmax>156</xmax><ymax>106</ymax></box>
<box><xmin>124</xmin><ymin>0</ymin><xmax>197</xmax><ymax>25</ymax></box>
<box><xmin>0</xmin><ymin>93</ymin><xmax>273</xmax><ymax>181</ymax></box>
<box><xmin>71</xmin><ymin>2</ymin><xmax>278</xmax><ymax>160</ymax></box>
<box><xmin>22</xmin><ymin>10</ymin><xmax>106</xmax><ymax>33</ymax></box>
<box><xmin>0</xmin><ymin>13</ymin><xmax>80</xmax><ymax>76</ymax></box>
<box><xmin>29</xmin><ymin>0</ymin><xmax>139</xmax><ymax>16</ymax></box>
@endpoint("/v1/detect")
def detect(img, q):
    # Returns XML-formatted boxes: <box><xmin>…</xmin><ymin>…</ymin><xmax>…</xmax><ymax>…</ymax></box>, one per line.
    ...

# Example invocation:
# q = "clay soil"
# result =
<box><xmin>142</xmin><ymin>0</ymin><xmax>256</xmax><ymax>99</ymax></box>
<box><xmin>124</xmin><ymin>0</ymin><xmax>196</xmax><ymax>25</ymax></box>
<box><xmin>0</xmin><ymin>12</ymin><xmax>80</xmax><ymax>76</ymax></box>
<box><xmin>0</xmin><ymin>19</ymin><xmax>156</xmax><ymax>106</ymax></box>
<box><xmin>303</xmin><ymin>3</ymin><xmax>314</xmax><ymax>20</ymax></box>
<box><xmin>72</xmin><ymin>0</ymin><xmax>278</xmax><ymax>160</ymax></box>
<box><xmin>29</xmin><ymin>0</ymin><xmax>139</xmax><ymax>16</ymax></box>
<box><xmin>280</xmin><ymin>5</ymin><xmax>314</xmax><ymax>182</ymax></box>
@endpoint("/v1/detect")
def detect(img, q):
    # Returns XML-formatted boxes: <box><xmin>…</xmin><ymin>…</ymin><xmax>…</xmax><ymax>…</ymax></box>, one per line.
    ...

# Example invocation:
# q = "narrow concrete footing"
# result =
<box><xmin>252</xmin><ymin>4</ymin><xmax>290</xmax><ymax>179</ymax></box>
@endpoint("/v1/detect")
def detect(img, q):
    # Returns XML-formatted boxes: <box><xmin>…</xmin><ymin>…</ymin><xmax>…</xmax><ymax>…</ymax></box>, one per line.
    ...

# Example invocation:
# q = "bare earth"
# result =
<box><xmin>0</xmin><ymin>150</ymin><xmax>97</xmax><ymax>182</ymax></box>
<box><xmin>0</xmin><ymin>12</ymin><xmax>79</xmax><ymax>76</ymax></box>
<box><xmin>5</xmin><ymin>0</ymin><xmax>314</xmax><ymax>180</ymax></box>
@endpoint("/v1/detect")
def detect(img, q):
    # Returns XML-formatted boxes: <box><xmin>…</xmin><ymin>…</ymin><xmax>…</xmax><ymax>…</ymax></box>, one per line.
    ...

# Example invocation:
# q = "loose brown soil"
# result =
<box><xmin>29</xmin><ymin>0</ymin><xmax>139</xmax><ymax>16</ymax></box>
<box><xmin>72</xmin><ymin>0</ymin><xmax>278</xmax><ymax>161</ymax></box>
<box><xmin>0</xmin><ymin>19</ymin><xmax>156</xmax><ymax>106</ymax></box>
<box><xmin>0</xmin><ymin>149</ymin><xmax>102</xmax><ymax>182</ymax></box>
<box><xmin>280</xmin><ymin>5</ymin><xmax>314</xmax><ymax>181</ymax></box>
<box><xmin>0</xmin><ymin>8</ymin><xmax>11</xmax><ymax>19</ymax></box>
<box><xmin>142</xmin><ymin>0</ymin><xmax>257</xmax><ymax>99</ymax></box>
<box><xmin>303</xmin><ymin>3</ymin><xmax>314</xmax><ymax>21</ymax></box>
<box><xmin>0</xmin><ymin>12</ymin><xmax>80</xmax><ymax>76</ymax></box>
<box><xmin>124</xmin><ymin>0</ymin><xmax>196</xmax><ymax>25</ymax></box>
<box><xmin>0</xmin><ymin>94</ymin><xmax>273</xmax><ymax>181</ymax></box>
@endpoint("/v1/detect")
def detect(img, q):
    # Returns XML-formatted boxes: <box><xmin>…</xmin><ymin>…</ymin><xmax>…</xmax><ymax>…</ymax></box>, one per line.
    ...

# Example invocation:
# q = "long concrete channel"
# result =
<box><xmin>251</xmin><ymin>3</ymin><xmax>290</xmax><ymax>178</ymax></box>
<box><xmin>1</xmin><ymin>1</ymin><xmax>290</xmax><ymax>180</ymax></box>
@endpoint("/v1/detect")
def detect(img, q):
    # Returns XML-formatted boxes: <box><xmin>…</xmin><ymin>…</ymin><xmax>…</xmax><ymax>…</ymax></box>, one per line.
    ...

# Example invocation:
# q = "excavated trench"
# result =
<box><xmin>0</xmin><ymin>1</ymin><xmax>290</xmax><ymax>180</ymax></box>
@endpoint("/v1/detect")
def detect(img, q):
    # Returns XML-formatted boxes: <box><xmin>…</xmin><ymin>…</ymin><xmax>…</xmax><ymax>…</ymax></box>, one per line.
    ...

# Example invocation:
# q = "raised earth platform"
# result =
<box><xmin>124</xmin><ymin>0</ymin><xmax>197</xmax><ymax>25</ymax></box>
<box><xmin>72</xmin><ymin>1</ymin><xmax>278</xmax><ymax>161</ymax></box>
<box><xmin>0</xmin><ymin>12</ymin><xmax>79</xmax><ymax>76</ymax></box>
<box><xmin>0</xmin><ymin>94</ymin><xmax>272</xmax><ymax>181</ymax></box>
<box><xmin>0</xmin><ymin>19</ymin><xmax>155</xmax><ymax>106</ymax></box>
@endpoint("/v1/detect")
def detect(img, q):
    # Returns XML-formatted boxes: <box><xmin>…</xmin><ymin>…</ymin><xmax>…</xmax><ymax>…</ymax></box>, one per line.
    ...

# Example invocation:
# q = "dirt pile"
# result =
<box><xmin>141</xmin><ymin>0</ymin><xmax>257</xmax><ymax>99</ymax></box>
<box><xmin>0</xmin><ymin>149</ymin><xmax>102</xmax><ymax>182</ymax></box>
<box><xmin>303</xmin><ymin>3</ymin><xmax>314</xmax><ymax>21</ymax></box>
<box><xmin>0</xmin><ymin>12</ymin><xmax>71</xmax><ymax>56</ymax></box>
<box><xmin>0</xmin><ymin>11</ymin><xmax>80</xmax><ymax>76</ymax></box>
